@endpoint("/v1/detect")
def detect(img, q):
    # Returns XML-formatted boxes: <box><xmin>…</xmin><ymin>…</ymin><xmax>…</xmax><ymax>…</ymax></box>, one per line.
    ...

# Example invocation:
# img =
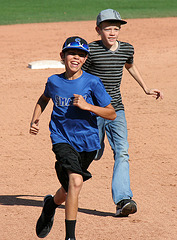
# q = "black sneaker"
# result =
<box><xmin>115</xmin><ymin>199</ymin><xmax>137</xmax><ymax>217</ymax></box>
<box><xmin>36</xmin><ymin>195</ymin><xmax>55</xmax><ymax>238</ymax></box>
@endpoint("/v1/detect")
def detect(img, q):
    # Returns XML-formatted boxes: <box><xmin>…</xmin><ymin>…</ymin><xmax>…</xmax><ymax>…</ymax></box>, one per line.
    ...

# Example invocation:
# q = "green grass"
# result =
<box><xmin>0</xmin><ymin>0</ymin><xmax>176</xmax><ymax>25</ymax></box>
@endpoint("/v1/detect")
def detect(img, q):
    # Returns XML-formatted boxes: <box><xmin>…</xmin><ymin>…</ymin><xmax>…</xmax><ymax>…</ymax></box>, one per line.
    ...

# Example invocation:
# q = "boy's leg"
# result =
<box><xmin>53</xmin><ymin>143</ymin><xmax>94</xmax><ymax>239</ymax></box>
<box><xmin>54</xmin><ymin>186</ymin><xmax>67</xmax><ymax>205</ymax></box>
<box><xmin>65</xmin><ymin>171</ymin><xmax>83</xmax><ymax>240</ymax></box>
<box><xmin>105</xmin><ymin>110</ymin><xmax>137</xmax><ymax>216</ymax></box>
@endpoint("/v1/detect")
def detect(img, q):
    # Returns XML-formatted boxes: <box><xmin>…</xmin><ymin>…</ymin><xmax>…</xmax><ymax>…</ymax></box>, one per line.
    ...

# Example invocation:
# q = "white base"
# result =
<box><xmin>28</xmin><ymin>60</ymin><xmax>65</xmax><ymax>69</ymax></box>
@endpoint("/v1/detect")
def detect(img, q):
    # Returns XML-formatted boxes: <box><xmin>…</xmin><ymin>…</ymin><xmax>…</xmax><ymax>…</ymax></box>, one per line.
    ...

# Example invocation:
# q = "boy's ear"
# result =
<box><xmin>95</xmin><ymin>26</ymin><xmax>101</xmax><ymax>35</ymax></box>
<box><xmin>60</xmin><ymin>51</ymin><xmax>64</xmax><ymax>60</ymax></box>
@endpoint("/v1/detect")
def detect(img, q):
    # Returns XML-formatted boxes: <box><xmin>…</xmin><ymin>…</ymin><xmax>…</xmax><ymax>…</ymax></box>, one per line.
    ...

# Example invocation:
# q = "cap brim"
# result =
<box><xmin>97</xmin><ymin>19</ymin><xmax>127</xmax><ymax>26</ymax></box>
<box><xmin>62</xmin><ymin>46</ymin><xmax>89</xmax><ymax>54</ymax></box>
<box><xmin>119</xmin><ymin>20</ymin><xmax>127</xmax><ymax>25</ymax></box>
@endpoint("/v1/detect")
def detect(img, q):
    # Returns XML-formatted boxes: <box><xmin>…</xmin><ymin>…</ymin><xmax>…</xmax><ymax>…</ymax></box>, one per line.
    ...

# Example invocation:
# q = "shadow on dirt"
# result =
<box><xmin>0</xmin><ymin>194</ymin><xmax>114</xmax><ymax>217</ymax></box>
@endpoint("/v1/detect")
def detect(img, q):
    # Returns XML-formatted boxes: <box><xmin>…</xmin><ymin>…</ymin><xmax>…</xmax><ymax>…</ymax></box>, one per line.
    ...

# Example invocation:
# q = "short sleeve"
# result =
<box><xmin>44</xmin><ymin>79</ymin><xmax>51</xmax><ymax>98</ymax></box>
<box><xmin>126</xmin><ymin>44</ymin><xmax>134</xmax><ymax>64</ymax></box>
<box><xmin>92</xmin><ymin>77</ymin><xmax>112</xmax><ymax>107</ymax></box>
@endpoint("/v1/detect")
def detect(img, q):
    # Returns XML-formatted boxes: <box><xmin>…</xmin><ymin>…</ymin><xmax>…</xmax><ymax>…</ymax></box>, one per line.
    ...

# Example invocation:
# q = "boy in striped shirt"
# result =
<box><xmin>82</xmin><ymin>9</ymin><xmax>163</xmax><ymax>217</ymax></box>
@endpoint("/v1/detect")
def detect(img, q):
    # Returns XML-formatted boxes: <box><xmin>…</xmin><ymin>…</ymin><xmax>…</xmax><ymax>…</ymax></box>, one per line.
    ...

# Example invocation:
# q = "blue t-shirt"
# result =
<box><xmin>44</xmin><ymin>70</ymin><xmax>112</xmax><ymax>152</ymax></box>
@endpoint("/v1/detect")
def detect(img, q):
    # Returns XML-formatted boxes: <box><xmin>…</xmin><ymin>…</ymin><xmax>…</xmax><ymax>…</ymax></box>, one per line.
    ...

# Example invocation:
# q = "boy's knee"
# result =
<box><xmin>69</xmin><ymin>174</ymin><xmax>83</xmax><ymax>190</ymax></box>
<box><xmin>114</xmin><ymin>149</ymin><xmax>129</xmax><ymax>163</ymax></box>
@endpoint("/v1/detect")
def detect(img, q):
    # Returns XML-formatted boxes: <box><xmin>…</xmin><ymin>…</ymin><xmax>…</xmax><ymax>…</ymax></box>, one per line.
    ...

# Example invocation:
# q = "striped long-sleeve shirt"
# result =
<box><xmin>82</xmin><ymin>40</ymin><xmax>134</xmax><ymax>111</ymax></box>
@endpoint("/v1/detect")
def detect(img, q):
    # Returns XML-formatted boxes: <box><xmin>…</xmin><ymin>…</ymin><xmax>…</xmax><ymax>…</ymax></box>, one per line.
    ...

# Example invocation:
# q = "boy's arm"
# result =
<box><xmin>125</xmin><ymin>63</ymin><xmax>164</xmax><ymax>100</ymax></box>
<box><xmin>29</xmin><ymin>94</ymin><xmax>50</xmax><ymax>135</ymax></box>
<box><xmin>73</xmin><ymin>94</ymin><xmax>116</xmax><ymax>120</ymax></box>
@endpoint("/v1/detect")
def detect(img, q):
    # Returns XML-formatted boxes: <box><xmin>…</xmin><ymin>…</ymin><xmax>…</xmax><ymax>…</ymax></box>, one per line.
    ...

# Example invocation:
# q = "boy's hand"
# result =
<box><xmin>73</xmin><ymin>94</ymin><xmax>89</xmax><ymax>110</ymax></box>
<box><xmin>146</xmin><ymin>89</ymin><xmax>164</xmax><ymax>100</ymax></box>
<box><xmin>29</xmin><ymin>119</ymin><xmax>40</xmax><ymax>135</ymax></box>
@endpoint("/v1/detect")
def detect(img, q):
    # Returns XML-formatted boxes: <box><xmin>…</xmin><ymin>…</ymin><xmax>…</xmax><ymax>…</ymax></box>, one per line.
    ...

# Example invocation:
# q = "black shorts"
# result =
<box><xmin>52</xmin><ymin>143</ymin><xmax>97</xmax><ymax>192</ymax></box>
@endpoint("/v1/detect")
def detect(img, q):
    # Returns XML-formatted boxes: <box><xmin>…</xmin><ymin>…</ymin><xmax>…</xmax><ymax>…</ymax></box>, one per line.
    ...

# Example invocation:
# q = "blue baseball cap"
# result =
<box><xmin>62</xmin><ymin>36</ymin><xmax>89</xmax><ymax>54</ymax></box>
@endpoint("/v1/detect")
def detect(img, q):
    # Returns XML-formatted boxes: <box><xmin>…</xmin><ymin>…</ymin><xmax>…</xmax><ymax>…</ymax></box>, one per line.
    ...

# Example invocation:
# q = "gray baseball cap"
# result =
<box><xmin>96</xmin><ymin>9</ymin><xmax>127</xmax><ymax>26</ymax></box>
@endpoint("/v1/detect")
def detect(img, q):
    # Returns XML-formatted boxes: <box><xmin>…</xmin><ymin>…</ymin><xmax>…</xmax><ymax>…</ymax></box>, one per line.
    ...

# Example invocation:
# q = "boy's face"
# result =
<box><xmin>96</xmin><ymin>21</ymin><xmax>121</xmax><ymax>49</ymax></box>
<box><xmin>60</xmin><ymin>49</ymin><xmax>87</xmax><ymax>73</ymax></box>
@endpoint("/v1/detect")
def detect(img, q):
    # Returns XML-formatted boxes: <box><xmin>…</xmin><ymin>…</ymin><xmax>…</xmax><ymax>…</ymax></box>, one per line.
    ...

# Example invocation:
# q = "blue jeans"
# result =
<box><xmin>95</xmin><ymin>110</ymin><xmax>133</xmax><ymax>204</ymax></box>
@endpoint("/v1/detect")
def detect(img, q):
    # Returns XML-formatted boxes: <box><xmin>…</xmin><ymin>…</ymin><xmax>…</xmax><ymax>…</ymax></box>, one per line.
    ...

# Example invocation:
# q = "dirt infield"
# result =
<box><xmin>0</xmin><ymin>18</ymin><xmax>177</xmax><ymax>240</ymax></box>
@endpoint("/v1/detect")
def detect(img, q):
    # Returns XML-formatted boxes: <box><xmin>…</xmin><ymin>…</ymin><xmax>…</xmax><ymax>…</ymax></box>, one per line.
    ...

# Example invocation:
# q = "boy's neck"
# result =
<box><xmin>64</xmin><ymin>69</ymin><xmax>83</xmax><ymax>80</ymax></box>
<box><xmin>102</xmin><ymin>40</ymin><xmax>119</xmax><ymax>52</ymax></box>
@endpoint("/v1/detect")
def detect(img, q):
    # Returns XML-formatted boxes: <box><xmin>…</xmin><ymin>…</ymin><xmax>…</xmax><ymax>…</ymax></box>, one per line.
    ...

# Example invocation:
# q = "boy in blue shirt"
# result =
<box><xmin>30</xmin><ymin>36</ymin><xmax>116</xmax><ymax>240</ymax></box>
